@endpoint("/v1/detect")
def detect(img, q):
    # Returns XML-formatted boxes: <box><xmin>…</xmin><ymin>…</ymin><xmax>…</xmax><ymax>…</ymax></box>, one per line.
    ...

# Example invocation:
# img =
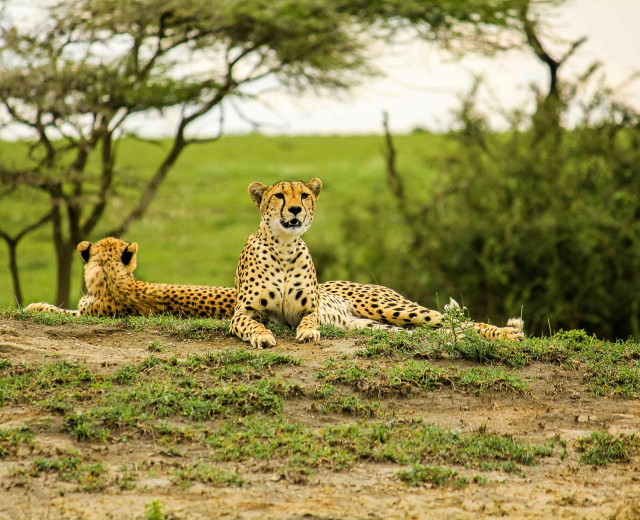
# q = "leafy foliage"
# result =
<box><xmin>326</xmin><ymin>72</ymin><xmax>640</xmax><ymax>339</ymax></box>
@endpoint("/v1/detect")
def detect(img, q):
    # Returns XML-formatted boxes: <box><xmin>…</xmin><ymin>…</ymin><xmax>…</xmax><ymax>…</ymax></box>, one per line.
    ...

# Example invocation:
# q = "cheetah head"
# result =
<box><xmin>77</xmin><ymin>237</ymin><xmax>139</xmax><ymax>288</ymax></box>
<box><xmin>248</xmin><ymin>178</ymin><xmax>322</xmax><ymax>239</ymax></box>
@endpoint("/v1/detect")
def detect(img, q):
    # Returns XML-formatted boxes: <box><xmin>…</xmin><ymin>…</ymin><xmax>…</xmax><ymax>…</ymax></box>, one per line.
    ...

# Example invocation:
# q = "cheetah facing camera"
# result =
<box><xmin>230</xmin><ymin>178</ymin><xmax>524</xmax><ymax>348</ymax></box>
<box><xmin>25</xmin><ymin>237</ymin><xmax>236</xmax><ymax>318</ymax></box>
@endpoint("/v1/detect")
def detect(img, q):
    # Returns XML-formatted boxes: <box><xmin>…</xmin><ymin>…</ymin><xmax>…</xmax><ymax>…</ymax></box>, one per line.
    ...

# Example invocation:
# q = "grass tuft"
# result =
<box><xmin>576</xmin><ymin>431</ymin><xmax>640</xmax><ymax>466</ymax></box>
<box><xmin>398</xmin><ymin>464</ymin><xmax>463</xmax><ymax>487</ymax></box>
<box><xmin>174</xmin><ymin>463</ymin><xmax>244</xmax><ymax>488</ymax></box>
<box><xmin>318</xmin><ymin>359</ymin><xmax>528</xmax><ymax>396</ymax></box>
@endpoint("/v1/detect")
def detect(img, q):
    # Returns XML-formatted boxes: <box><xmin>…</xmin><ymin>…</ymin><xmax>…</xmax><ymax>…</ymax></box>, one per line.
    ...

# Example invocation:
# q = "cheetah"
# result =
<box><xmin>320</xmin><ymin>281</ymin><xmax>524</xmax><ymax>341</ymax></box>
<box><xmin>25</xmin><ymin>237</ymin><xmax>236</xmax><ymax>318</ymax></box>
<box><xmin>230</xmin><ymin>178</ymin><xmax>523</xmax><ymax>348</ymax></box>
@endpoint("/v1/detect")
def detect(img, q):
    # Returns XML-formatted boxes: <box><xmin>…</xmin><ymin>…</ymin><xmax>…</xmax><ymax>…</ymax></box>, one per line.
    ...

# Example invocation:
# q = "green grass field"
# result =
<box><xmin>0</xmin><ymin>133</ymin><xmax>451</xmax><ymax>308</ymax></box>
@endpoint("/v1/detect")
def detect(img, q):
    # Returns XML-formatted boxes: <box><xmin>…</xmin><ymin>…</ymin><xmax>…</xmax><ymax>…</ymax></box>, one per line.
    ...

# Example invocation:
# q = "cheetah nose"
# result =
<box><xmin>289</xmin><ymin>206</ymin><xmax>302</xmax><ymax>215</ymax></box>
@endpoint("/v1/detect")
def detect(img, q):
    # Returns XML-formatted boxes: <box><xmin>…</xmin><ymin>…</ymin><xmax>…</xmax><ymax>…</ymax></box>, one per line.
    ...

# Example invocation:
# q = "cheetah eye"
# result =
<box><xmin>301</xmin><ymin>193</ymin><xmax>309</xmax><ymax>200</ymax></box>
<box><xmin>274</xmin><ymin>193</ymin><xmax>284</xmax><ymax>200</ymax></box>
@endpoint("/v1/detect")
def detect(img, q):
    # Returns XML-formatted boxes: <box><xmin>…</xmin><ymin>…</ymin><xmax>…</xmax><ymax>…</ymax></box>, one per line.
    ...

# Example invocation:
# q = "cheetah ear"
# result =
<box><xmin>121</xmin><ymin>242</ymin><xmax>138</xmax><ymax>267</ymax></box>
<box><xmin>77</xmin><ymin>241</ymin><xmax>92</xmax><ymax>263</ymax></box>
<box><xmin>248</xmin><ymin>182</ymin><xmax>267</xmax><ymax>207</ymax></box>
<box><xmin>306</xmin><ymin>178</ymin><xmax>322</xmax><ymax>198</ymax></box>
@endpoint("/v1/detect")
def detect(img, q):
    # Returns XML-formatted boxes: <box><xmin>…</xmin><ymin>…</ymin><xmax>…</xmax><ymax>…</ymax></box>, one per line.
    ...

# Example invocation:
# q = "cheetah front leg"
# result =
<box><xmin>295</xmin><ymin>311</ymin><xmax>320</xmax><ymax>343</ymax></box>
<box><xmin>230</xmin><ymin>308</ymin><xmax>276</xmax><ymax>349</ymax></box>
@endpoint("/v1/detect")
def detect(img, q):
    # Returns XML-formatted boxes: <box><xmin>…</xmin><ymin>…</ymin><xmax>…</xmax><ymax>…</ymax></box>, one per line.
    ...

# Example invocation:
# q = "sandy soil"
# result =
<box><xmin>0</xmin><ymin>317</ymin><xmax>639</xmax><ymax>520</ymax></box>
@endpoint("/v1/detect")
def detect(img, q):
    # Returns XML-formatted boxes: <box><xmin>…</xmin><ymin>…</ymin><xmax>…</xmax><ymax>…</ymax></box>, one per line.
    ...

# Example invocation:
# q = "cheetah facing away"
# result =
<box><xmin>230</xmin><ymin>178</ymin><xmax>523</xmax><ymax>348</ymax></box>
<box><xmin>25</xmin><ymin>237</ymin><xmax>236</xmax><ymax>318</ymax></box>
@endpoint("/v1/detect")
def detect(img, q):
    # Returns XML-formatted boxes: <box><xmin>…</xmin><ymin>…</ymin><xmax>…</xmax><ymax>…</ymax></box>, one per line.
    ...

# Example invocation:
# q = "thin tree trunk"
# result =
<box><xmin>6</xmin><ymin>241</ymin><xmax>23</xmax><ymax>306</ymax></box>
<box><xmin>54</xmin><ymin>240</ymin><xmax>73</xmax><ymax>308</ymax></box>
<box><xmin>0</xmin><ymin>211</ymin><xmax>52</xmax><ymax>307</ymax></box>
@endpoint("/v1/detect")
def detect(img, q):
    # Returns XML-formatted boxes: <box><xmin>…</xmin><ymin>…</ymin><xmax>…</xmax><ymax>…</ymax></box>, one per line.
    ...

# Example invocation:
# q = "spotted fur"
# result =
<box><xmin>321</xmin><ymin>283</ymin><xmax>523</xmax><ymax>340</ymax></box>
<box><xmin>25</xmin><ymin>237</ymin><xmax>235</xmax><ymax>318</ymax></box>
<box><xmin>230</xmin><ymin>179</ymin><xmax>324</xmax><ymax>348</ymax></box>
<box><xmin>230</xmin><ymin>178</ymin><xmax>523</xmax><ymax>348</ymax></box>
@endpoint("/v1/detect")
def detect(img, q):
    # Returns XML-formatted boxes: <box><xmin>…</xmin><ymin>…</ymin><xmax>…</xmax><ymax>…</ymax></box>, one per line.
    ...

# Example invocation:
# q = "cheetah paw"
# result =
<box><xmin>296</xmin><ymin>327</ymin><xmax>320</xmax><ymax>344</ymax></box>
<box><xmin>501</xmin><ymin>327</ymin><xmax>524</xmax><ymax>341</ymax></box>
<box><xmin>250</xmin><ymin>331</ymin><xmax>277</xmax><ymax>349</ymax></box>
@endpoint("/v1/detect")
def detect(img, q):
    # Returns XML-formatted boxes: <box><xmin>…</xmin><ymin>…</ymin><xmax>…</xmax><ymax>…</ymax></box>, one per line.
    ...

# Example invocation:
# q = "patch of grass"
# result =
<box><xmin>145</xmin><ymin>500</ymin><xmax>165</xmax><ymax>520</ymax></box>
<box><xmin>355</xmin><ymin>328</ymin><xmax>440</xmax><ymax>359</ymax></box>
<box><xmin>101</xmin><ymin>376</ymin><xmax>300</xmax><ymax>422</ymax></box>
<box><xmin>160</xmin><ymin>444</ymin><xmax>185</xmax><ymax>457</ymax></box>
<box><xmin>0</xmin><ymin>353</ymin><xmax>307</xmax><ymax>446</ymax></box>
<box><xmin>318</xmin><ymin>359</ymin><xmax>528</xmax><ymax>396</ymax></box>
<box><xmin>317</xmin><ymin>359</ymin><xmax>383</xmax><ymax>394</ymax></box>
<box><xmin>356</xmin><ymin>325</ymin><xmax>640</xmax><ymax>398</ymax></box>
<box><xmin>0</xmin><ymin>360</ymin><xmax>104</xmax><ymax>406</ymax></box>
<box><xmin>165</xmin><ymin>318</ymin><xmax>230</xmax><ymax>339</ymax></box>
<box><xmin>107</xmin><ymin>349</ymin><xmax>300</xmax><ymax>385</ymax></box>
<box><xmin>183</xmin><ymin>348</ymin><xmax>300</xmax><ymax>372</ymax></box>
<box><xmin>309</xmin><ymin>387</ymin><xmax>380</xmax><ymax>418</ymax></box>
<box><xmin>117</xmin><ymin>464</ymin><xmax>138</xmax><ymax>490</ymax></box>
<box><xmin>389</xmin><ymin>361</ymin><xmax>528</xmax><ymax>395</ymax></box>
<box><xmin>0</xmin><ymin>351</ymin><xmax>302</xmax><ymax>429</ymax></box>
<box><xmin>174</xmin><ymin>463</ymin><xmax>244</xmax><ymax>488</ymax></box>
<box><xmin>576</xmin><ymin>431</ymin><xmax>640</xmax><ymax>466</ymax></box>
<box><xmin>397</xmin><ymin>464</ymin><xmax>461</xmax><ymax>487</ymax></box>
<box><xmin>4</xmin><ymin>309</ymin><xmax>230</xmax><ymax>339</ymax></box>
<box><xmin>319</xmin><ymin>324</ymin><xmax>353</xmax><ymax>339</ymax></box>
<box><xmin>0</xmin><ymin>426</ymin><xmax>34</xmax><ymax>457</ymax></box>
<box><xmin>65</xmin><ymin>413</ymin><xmax>112</xmax><ymax>442</ymax></box>
<box><xmin>31</xmin><ymin>455</ymin><xmax>108</xmax><ymax>491</ymax></box>
<box><xmin>146</xmin><ymin>339</ymin><xmax>165</xmax><ymax>352</ymax></box>
<box><xmin>585</xmin><ymin>363</ymin><xmax>640</xmax><ymax>399</ymax></box>
<box><xmin>205</xmin><ymin>417</ymin><xmax>551</xmax><ymax>473</ymax></box>
<box><xmin>473</xmin><ymin>474</ymin><xmax>488</xmax><ymax>485</ymax></box>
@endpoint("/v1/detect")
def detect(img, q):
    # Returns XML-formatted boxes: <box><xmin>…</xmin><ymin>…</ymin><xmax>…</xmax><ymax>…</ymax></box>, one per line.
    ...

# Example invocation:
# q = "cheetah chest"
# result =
<box><xmin>242</xmin><ymin>244</ymin><xmax>317</xmax><ymax>327</ymax></box>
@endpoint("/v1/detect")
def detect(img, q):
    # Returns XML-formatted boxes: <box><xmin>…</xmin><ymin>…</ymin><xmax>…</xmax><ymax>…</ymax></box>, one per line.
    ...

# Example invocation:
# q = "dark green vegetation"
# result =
<box><xmin>1</xmin><ymin>310</ymin><xmax>639</xmax><ymax>497</ymax></box>
<box><xmin>341</xmin><ymin>78</ymin><xmax>640</xmax><ymax>340</ymax></box>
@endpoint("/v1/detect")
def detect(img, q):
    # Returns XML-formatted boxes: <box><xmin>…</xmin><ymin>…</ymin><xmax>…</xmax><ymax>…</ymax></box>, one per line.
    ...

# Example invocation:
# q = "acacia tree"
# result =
<box><xmin>0</xmin><ymin>0</ymin><xmax>371</xmax><ymax>307</ymax></box>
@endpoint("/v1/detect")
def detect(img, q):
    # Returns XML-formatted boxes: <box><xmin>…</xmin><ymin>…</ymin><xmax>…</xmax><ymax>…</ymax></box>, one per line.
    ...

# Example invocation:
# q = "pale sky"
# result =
<box><xmin>200</xmin><ymin>0</ymin><xmax>640</xmax><ymax>135</ymax></box>
<box><xmin>3</xmin><ymin>0</ymin><xmax>640</xmax><ymax>137</ymax></box>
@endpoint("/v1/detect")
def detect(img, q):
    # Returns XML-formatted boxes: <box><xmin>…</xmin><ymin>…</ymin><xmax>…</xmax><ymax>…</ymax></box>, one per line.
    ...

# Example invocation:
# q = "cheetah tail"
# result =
<box><xmin>506</xmin><ymin>317</ymin><xmax>524</xmax><ymax>332</ymax></box>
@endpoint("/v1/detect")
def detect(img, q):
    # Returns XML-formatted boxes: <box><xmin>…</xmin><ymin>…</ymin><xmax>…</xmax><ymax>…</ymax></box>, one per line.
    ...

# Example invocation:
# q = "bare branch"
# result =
<box><xmin>108</xmin><ymin>79</ymin><xmax>235</xmax><ymax>237</ymax></box>
<box><xmin>382</xmin><ymin>110</ymin><xmax>407</xmax><ymax>209</ymax></box>
<box><xmin>186</xmin><ymin>103</ymin><xmax>225</xmax><ymax>145</ymax></box>
<box><xmin>14</xmin><ymin>210</ymin><xmax>53</xmax><ymax>242</ymax></box>
<box><xmin>558</xmin><ymin>36</ymin><xmax>588</xmax><ymax>66</ymax></box>
<box><xmin>0</xmin><ymin>209</ymin><xmax>52</xmax><ymax>306</ymax></box>
<box><xmin>0</xmin><ymin>167</ymin><xmax>49</xmax><ymax>190</ymax></box>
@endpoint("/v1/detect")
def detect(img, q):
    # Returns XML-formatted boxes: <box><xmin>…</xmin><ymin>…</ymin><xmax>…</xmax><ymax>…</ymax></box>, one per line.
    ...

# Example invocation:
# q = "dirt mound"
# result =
<box><xmin>0</xmin><ymin>317</ymin><xmax>639</xmax><ymax>520</ymax></box>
